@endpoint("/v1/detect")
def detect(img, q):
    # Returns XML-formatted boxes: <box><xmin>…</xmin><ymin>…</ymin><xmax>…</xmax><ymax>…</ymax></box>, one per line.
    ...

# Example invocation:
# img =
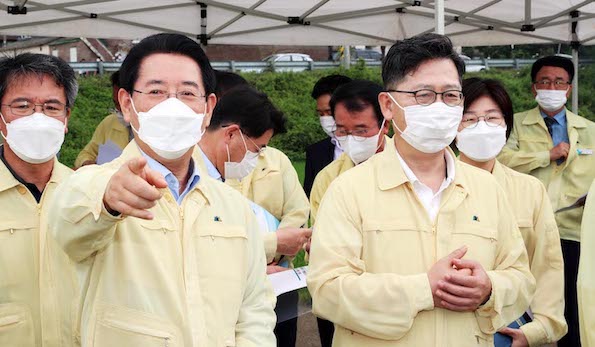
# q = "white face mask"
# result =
<box><xmin>456</xmin><ymin>121</ymin><xmax>507</xmax><ymax>162</ymax></box>
<box><xmin>130</xmin><ymin>97</ymin><xmax>205</xmax><ymax>160</ymax></box>
<box><xmin>336</xmin><ymin>121</ymin><xmax>385</xmax><ymax>165</ymax></box>
<box><xmin>387</xmin><ymin>93</ymin><xmax>463</xmax><ymax>154</ymax></box>
<box><xmin>319</xmin><ymin>116</ymin><xmax>336</xmax><ymax>138</ymax></box>
<box><xmin>224</xmin><ymin>130</ymin><xmax>260</xmax><ymax>180</ymax></box>
<box><xmin>1</xmin><ymin>112</ymin><xmax>65</xmax><ymax>164</ymax></box>
<box><xmin>535</xmin><ymin>89</ymin><xmax>568</xmax><ymax>112</ymax></box>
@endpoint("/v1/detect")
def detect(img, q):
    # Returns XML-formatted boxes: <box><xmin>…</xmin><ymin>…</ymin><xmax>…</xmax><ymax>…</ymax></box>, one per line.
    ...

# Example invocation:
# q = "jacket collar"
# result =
<box><xmin>0</xmin><ymin>146</ymin><xmax>70</xmax><ymax>194</ymax></box>
<box><xmin>121</xmin><ymin>141</ymin><xmax>211</xmax><ymax>204</ymax></box>
<box><xmin>523</xmin><ymin>106</ymin><xmax>586</xmax><ymax>129</ymax></box>
<box><xmin>376</xmin><ymin>138</ymin><xmax>467</xmax><ymax>192</ymax></box>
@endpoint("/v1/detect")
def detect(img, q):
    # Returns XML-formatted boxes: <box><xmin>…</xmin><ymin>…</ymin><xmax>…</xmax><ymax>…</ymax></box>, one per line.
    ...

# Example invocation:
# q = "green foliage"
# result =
<box><xmin>61</xmin><ymin>75</ymin><xmax>113</xmax><ymax>167</ymax></box>
<box><xmin>61</xmin><ymin>65</ymin><xmax>595</xmax><ymax>167</ymax></box>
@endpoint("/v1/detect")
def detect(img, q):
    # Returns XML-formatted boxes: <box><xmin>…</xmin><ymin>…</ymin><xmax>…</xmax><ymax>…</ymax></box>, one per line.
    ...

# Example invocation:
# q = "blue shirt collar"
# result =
<box><xmin>197</xmin><ymin>145</ymin><xmax>223</xmax><ymax>182</ymax></box>
<box><xmin>540</xmin><ymin>108</ymin><xmax>567</xmax><ymax>125</ymax></box>
<box><xmin>138</xmin><ymin>147</ymin><xmax>201</xmax><ymax>205</ymax></box>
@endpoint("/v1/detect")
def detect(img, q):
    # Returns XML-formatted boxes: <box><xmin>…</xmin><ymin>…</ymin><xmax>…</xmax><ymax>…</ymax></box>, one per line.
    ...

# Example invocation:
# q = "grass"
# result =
<box><xmin>292</xmin><ymin>159</ymin><xmax>305</xmax><ymax>186</ymax></box>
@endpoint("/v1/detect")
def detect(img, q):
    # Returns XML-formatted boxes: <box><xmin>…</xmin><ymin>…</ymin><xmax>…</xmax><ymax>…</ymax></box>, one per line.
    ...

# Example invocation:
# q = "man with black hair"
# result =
<box><xmin>0</xmin><ymin>53</ymin><xmax>78</xmax><ymax>346</ymax></box>
<box><xmin>307</xmin><ymin>33</ymin><xmax>534</xmax><ymax>346</ymax></box>
<box><xmin>309</xmin><ymin>79</ymin><xmax>389</xmax><ymax>347</ymax></box>
<box><xmin>214</xmin><ymin>70</ymin><xmax>249</xmax><ymax>98</ymax></box>
<box><xmin>304</xmin><ymin>74</ymin><xmax>352</xmax><ymax>196</ymax></box>
<box><xmin>198</xmin><ymin>86</ymin><xmax>311</xmax><ymax>347</ymax></box>
<box><xmin>49</xmin><ymin>33</ymin><xmax>276</xmax><ymax>346</ymax></box>
<box><xmin>75</xmin><ymin>70</ymin><xmax>133</xmax><ymax>167</ymax></box>
<box><xmin>499</xmin><ymin>55</ymin><xmax>595</xmax><ymax>347</ymax></box>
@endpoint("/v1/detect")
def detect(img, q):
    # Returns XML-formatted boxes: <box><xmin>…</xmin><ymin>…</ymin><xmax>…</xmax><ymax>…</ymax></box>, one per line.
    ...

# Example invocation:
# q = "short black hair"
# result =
<box><xmin>214</xmin><ymin>70</ymin><xmax>249</xmax><ymax>98</ymax></box>
<box><xmin>531</xmin><ymin>55</ymin><xmax>574</xmax><ymax>82</ymax></box>
<box><xmin>462</xmin><ymin>77</ymin><xmax>514</xmax><ymax>139</ymax></box>
<box><xmin>382</xmin><ymin>33</ymin><xmax>465</xmax><ymax>88</ymax></box>
<box><xmin>208</xmin><ymin>86</ymin><xmax>287</xmax><ymax>138</ymax></box>
<box><xmin>119</xmin><ymin>33</ymin><xmax>215</xmax><ymax>95</ymax></box>
<box><xmin>311</xmin><ymin>74</ymin><xmax>352</xmax><ymax>99</ymax></box>
<box><xmin>0</xmin><ymin>53</ymin><xmax>78</xmax><ymax>107</ymax></box>
<box><xmin>330</xmin><ymin>80</ymin><xmax>384</xmax><ymax>127</ymax></box>
<box><xmin>110</xmin><ymin>70</ymin><xmax>120</xmax><ymax>87</ymax></box>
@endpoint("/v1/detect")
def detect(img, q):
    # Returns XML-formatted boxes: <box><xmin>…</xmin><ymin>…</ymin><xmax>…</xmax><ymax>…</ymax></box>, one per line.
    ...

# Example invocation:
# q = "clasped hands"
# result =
<box><xmin>427</xmin><ymin>246</ymin><xmax>493</xmax><ymax>312</ymax></box>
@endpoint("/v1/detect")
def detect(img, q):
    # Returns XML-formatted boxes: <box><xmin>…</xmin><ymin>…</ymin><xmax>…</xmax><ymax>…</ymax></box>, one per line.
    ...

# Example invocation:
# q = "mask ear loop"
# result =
<box><xmin>375</xmin><ymin>119</ymin><xmax>387</xmax><ymax>152</ymax></box>
<box><xmin>0</xmin><ymin>112</ymin><xmax>8</xmax><ymax>142</ymax></box>
<box><xmin>128</xmin><ymin>97</ymin><xmax>142</xmax><ymax>135</ymax></box>
<box><xmin>386</xmin><ymin>93</ymin><xmax>407</xmax><ymax>136</ymax></box>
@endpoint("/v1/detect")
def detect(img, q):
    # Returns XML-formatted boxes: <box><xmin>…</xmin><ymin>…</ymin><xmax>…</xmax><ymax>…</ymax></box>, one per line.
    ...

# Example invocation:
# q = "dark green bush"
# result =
<box><xmin>60</xmin><ymin>65</ymin><xmax>595</xmax><ymax>167</ymax></box>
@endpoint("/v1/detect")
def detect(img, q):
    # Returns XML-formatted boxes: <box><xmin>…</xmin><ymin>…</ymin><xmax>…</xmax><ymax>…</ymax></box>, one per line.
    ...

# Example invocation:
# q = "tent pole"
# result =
<box><xmin>435</xmin><ymin>0</ymin><xmax>445</xmax><ymax>34</ymax></box>
<box><xmin>570</xmin><ymin>10</ymin><xmax>580</xmax><ymax>114</ymax></box>
<box><xmin>342</xmin><ymin>46</ymin><xmax>351</xmax><ymax>69</ymax></box>
<box><xmin>572</xmin><ymin>47</ymin><xmax>579</xmax><ymax>114</ymax></box>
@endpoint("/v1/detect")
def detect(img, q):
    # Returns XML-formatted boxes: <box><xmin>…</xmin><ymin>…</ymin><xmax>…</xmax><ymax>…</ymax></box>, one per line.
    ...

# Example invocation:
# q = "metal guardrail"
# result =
<box><xmin>71</xmin><ymin>58</ymin><xmax>594</xmax><ymax>74</ymax></box>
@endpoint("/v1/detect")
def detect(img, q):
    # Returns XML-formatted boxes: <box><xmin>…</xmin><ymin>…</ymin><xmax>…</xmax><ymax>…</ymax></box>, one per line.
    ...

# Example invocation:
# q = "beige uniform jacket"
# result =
<box><xmin>0</xmin><ymin>156</ymin><xmax>78</xmax><ymax>347</ymax></box>
<box><xmin>195</xmin><ymin>146</ymin><xmax>309</xmax><ymax>262</ymax></box>
<box><xmin>309</xmin><ymin>153</ymin><xmax>354</xmax><ymax>226</ymax></box>
<box><xmin>578</xmin><ymin>179</ymin><xmax>595</xmax><ymax>347</ymax></box>
<box><xmin>492</xmin><ymin>160</ymin><xmax>567</xmax><ymax>346</ymax></box>
<box><xmin>50</xmin><ymin>141</ymin><xmax>276</xmax><ymax>347</ymax></box>
<box><xmin>498</xmin><ymin>107</ymin><xmax>595</xmax><ymax>241</ymax></box>
<box><xmin>307</xmin><ymin>138</ymin><xmax>535</xmax><ymax>347</ymax></box>
<box><xmin>74</xmin><ymin>113</ymin><xmax>130</xmax><ymax>168</ymax></box>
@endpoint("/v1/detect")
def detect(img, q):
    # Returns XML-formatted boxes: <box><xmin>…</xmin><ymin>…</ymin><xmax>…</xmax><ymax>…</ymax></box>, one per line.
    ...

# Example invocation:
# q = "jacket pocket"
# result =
<box><xmin>93</xmin><ymin>304</ymin><xmax>180</xmax><ymax>347</ymax></box>
<box><xmin>0</xmin><ymin>303</ymin><xmax>36</xmax><ymax>347</ymax></box>
<box><xmin>195</xmin><ymin>225</ymin><xmax>248</xmax><ymax>282</ymax></box>
<box><xmin>452</xmin><ymin>224</ymin><xmax>498</xmax><ymax>270</ymax></box>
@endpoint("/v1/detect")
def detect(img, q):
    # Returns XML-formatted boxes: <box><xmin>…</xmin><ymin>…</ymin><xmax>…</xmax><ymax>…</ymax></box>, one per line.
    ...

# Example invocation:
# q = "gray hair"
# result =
<box><xmin>0</xmin><ymin>53</ymin><xmax>78</xmax><ymax>107</ymax></box>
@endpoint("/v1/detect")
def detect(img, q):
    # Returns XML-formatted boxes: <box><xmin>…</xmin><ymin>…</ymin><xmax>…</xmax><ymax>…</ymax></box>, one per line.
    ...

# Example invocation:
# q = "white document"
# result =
<box><xmin>97</xmin><ymin>140</ymin><xmax>123</xmax><ymax>165</ymax></box>
<box><xmin>268</xmin><ymin>266</ymin><xmax>308</xmax><ymax>296</ymax></box>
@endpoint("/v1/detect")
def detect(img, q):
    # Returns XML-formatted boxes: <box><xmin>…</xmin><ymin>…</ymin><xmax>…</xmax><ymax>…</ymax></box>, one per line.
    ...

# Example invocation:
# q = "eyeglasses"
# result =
<box><xmin>533</xmin><ymin>80</ymin><xmax>570</xmax><ymax>90</ymax></box>
<box><xmin>244</xmin><ymin>134</ymin><xmax>267</xmax><ymax>154</ymax></box>
<box><xmin>387</xmin><ymin>89</ymin><xmax>463</xmax><ymax>107</ymax></box>
<box><xmin>0</xmin><ymin>100</ymin><xmax>68</xmax><ymax>118</ymax></box>
<box><xmin>332</xmin><ymin>127</ymin><xmax>377</xmax><ymax>140</ymax></box>
<box><xmin>461</xmin><ymin>113</ymin><xmax>505</xmax><ymax>129</ymax></box>
<box><xmin>133</xmin><ymin>89</ymin><xmax>206</xmax><ymax>106</ymax></box>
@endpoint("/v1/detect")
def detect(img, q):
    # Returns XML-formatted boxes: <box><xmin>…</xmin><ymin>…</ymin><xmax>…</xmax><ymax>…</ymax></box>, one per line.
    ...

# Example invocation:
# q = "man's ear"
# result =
<box><xmin>64</xmin><ymin>108</ymin><xmax>71</xmax><ymax>134</ymax></box>
<box><xmin>223</xmin><ymin>124</ymin><xmax>240</xmax><ymax>145</ymax></box>
<box><xmin>379</xmin><ymin>92</ymin><xmax>395</xmax><ymax>122</ymax></box>
<box><xmin>118</xmin><ymin>88</ymin><xmax>133</xmax><ymax>123</ymax></box>
<box><xmin>202</xmin><ymin>93</ymin><xmax>217</xmax><ymax>130</ymax></box>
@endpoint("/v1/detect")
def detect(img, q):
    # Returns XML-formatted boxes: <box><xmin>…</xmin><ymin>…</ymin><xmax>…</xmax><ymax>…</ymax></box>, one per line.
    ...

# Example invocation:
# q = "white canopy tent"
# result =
<box><xmin>1</xmin><ymin>0</ymin><xmax>593</xmax><ymax>111</ymax></box>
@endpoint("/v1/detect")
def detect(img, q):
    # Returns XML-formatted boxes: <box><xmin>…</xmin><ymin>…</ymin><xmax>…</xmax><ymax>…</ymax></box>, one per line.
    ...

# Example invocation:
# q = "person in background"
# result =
<box><xmin>456</xmin><ymin>77</ymin><xmax>567</xmax><ymax>346</ymax></box>
<box><xmin>0</xmin><ymin>53</ymin><xmax>79</xmax><ymax>346</ymax></box>
<box><xmin>304</xmin><ymin>74</ymin><xmax>352</xmax><ymax>197</ymax></box>
<box><xmin>197</xmin><ymin>86</ymin><xmax>310</xmax><ymax>347</ymax></box>
<box><xmin>498</xmin><ymin>55</ymin><xmax>595</xmax><ymax>347</ymax></box>
<box><xmin>214</xmin><ymin>69</ymin><xmax>250</xmax><ymax>97</ymax></box>
<box><xmin>307</xmin><ymin>33</ymin><xmax>535</xmax><ymax>347</ymax></box>
<box><xmin>49</xmin><ymin>33</ymin><xmax>276</xmax><ymax>346</ymax></box>
<box><xmin>310</xmin><ymin>79</ymin><xmax>389</xmax><ymax>224</ymax></box>
<box><xmin>578</xmin><ymin>180</ymin><xmax>595</xmax><ymax>347</ymax></box>
<box><xmin>75</xmin><ymin>70</ymin><xmax>133</xmax><ymax>168</ymax></box>
<box><xmin>309</xmin><ymin>79</ymin><xmax>389</xmax><ymax>347</ymax></box>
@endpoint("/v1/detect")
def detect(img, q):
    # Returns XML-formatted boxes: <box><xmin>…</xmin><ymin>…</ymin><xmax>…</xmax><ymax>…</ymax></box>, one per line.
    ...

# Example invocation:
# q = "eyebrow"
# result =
<box><xmin>465</xmin><ymin>108</ymin><xmax>501</xmax><ymax>114</ymax></box>
<box><xmin>411</xmin><ymin>83</ymin><xmax>461</xmax><ymax>90</ymax></box>
<box><xmin>8</xmin><ymin>97</ymin><xmax>65</xmax><ymax>104</ymax></box>
<box><xmin>144</xmin><ymin>79</ymin><xmax>200</xmax><ymax>88</ymax></box>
